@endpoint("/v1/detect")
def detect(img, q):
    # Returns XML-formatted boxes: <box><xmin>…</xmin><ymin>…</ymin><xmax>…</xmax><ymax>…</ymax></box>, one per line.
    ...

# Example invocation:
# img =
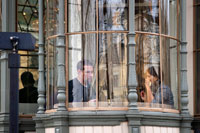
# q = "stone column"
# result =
<box><xmin>56</xmin><ymin>0</ymin><xmax>66</xmax><ymax>112</ymax></box>
<box><xmin>126</xmin><ymin>0</ymin><xmax>141</xmax><ymax>133</ymax></box>
<box><xmin>180</xmin><ymin>0</ymin><xmax>192</xmax><ymax>132</ymax></box>
<box><xmin>0</xmin><ymin>0</ymin><xmax>16</xmax><ymax>132</ymax></box>
<box><xmin>37</xmin><ymin>0</ymin><xmax>45</xmax><ymax>114</ymax></box>
<box><xmin>35</xmin><ymin>0</ymin><xmax>45</xmax><ymax>132</ymax></box>
<box><xmin>53</xmin><ymin>1</ymin><xmax>69</xmax><ymax>132</ymax></box>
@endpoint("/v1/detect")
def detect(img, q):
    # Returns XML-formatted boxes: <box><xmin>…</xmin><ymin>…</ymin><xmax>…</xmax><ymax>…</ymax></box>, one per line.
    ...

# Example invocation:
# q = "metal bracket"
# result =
<box><xmin>10</xmin><ymin>36</ymin><xmax>19</xmax><ymax>53</ymax></box>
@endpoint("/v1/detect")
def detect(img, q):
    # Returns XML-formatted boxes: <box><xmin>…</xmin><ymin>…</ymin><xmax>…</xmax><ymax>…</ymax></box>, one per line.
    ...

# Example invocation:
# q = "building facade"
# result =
<box><xmin>0</xmin><ymin>0</ymin><xmax>199</xmax><ymax>133</ymax></box>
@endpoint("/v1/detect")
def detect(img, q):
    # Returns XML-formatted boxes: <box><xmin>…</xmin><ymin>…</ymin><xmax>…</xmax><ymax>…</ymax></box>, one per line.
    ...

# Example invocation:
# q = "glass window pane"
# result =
<box><xmin>160</xmin><ymin>0</ymin><xmax>178</xmax><ymax>38</ymax></box>
<box><xmin>195</xmin><ymin>52</ymin><xmax>200</xmax><ymax>114</ymax></box>
<box><xmin>169</xmin><ymin>0</ymin><xmax>178</xmax><ymax>37</ymax></box>
<box><xmin>17</xmin><ymin>0</ymin><xmax>39</xmax><ymax>115</ymax></box>
<box><xmin>19</xmin><ymin>68</ymin><xmax>38</xmax><ymax>114</ymax></box>
<box><xmin>136</xmin><ymin>35</ymin><xmax>177</xmax><ymax>109</ymax></box>
<box><xmin>169</xmin><ymin>39</ymin><xmax>179</xmax><ymax>109</ymax></box>
<box><xmin>160</xmin><ymin>0</ymin><xmax>170</xmax><ymax>35</ymax></box>
<box><xmin>46</xmin><ymin>38</ymin><xmax>57</xmax><ymax>109</ymax></box>
<box><xmin>17</xmin><ymin>0</ymin><xmax>39</xmax><ymax>33</ymax></box>
<box><xmin>68</xmin><ymin>0</ymin><xmax>96</xmax><ymax>33</ymax></box>
<box><xmin>47</xmin><ymin>0</ymin><xmax>58</xmax><ymax>36</ymax></box>
<box><xmin>136</xmin><ymin>34</ymin><xmax>161</xmax><ymax>105</ymax></box>
<box><xmin>68</xmin><ymin>34</ymin><xmax>96</xmax><ymax>108</ymax></box>
<box><xmin>98</xmin><ymin>0</ymin><xmax>128</xmax><ymax>31</ymax></box>
<box><xmin>98</xmin><ymin>33</ymin><xmax>128</xmax><ymax>107</ymax></box>
<box><xmin>135</xmin><ymin>0</ymin><xmax>159</xmax><ymax>33</ymax></box>
<box><xmin>160</xmin><ymin>37</ymin><xmax>177</xmax><ymax>109</ymax></box>
<box><xmin>195</xmin><ymin>6</ymin><xmax>200</xmax><ymax>49</ymax></box>
<box><xmin>195</xmin><ymin>0</ymin><xmax>200</xmax><ymax>4</ymax></box>
<box><xmin>19</xmin><ymin>52</ymin><xmax>38</xmax><ymax>68</ymax></box>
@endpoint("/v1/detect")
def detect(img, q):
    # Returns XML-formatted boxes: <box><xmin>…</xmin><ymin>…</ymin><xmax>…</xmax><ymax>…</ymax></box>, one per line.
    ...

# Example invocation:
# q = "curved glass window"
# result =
<box><xmin>66</xmin><ymin>0</ymin><xmax>128</xmax><ymax>110</ymax></box>
<box><xmin>135</xmin><ymin>0</ymin><xmax>178</xmax><ymax>37</ymax></box>
<box><xmin>46</xmin><ymin>0</ymin><xmax>180</xmax><ymax>112</ymax></box>
<box><xmin>135</xmin><ymin>0</ymin><xmax>180</xmax><ymax>111</ymax></box>
<box><xmin>136</xmin><ymin>34</ymin><xmax>179</xmax><ymax>110</ymax></box>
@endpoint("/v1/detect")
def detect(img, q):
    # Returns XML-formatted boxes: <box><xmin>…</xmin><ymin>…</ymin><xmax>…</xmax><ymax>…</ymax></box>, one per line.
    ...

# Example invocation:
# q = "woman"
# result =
<box><xmin>140</xmin><ymin>66</ymin><xmax>174</xmax><ymax>106</ymax></box>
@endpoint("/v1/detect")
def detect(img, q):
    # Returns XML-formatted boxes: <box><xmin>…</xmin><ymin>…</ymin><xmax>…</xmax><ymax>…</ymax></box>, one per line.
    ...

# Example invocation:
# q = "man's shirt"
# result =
<box><xmin>19</xmin><ymin>86</ymin><xmax>38</xmax><ymax>103</ymax></box>
<box><xmin>68</xmin><ymin>78</ymin><xmax>95</xmax><ymax>102</ymax></box>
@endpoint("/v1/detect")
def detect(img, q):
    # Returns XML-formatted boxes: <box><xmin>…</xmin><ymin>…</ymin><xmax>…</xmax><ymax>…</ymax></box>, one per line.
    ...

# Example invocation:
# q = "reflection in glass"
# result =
<box><xmin>19</xmin><ymin>71</ymin><xmax>38</xmax><ymax>103</ymax></box>
<box><xmin>98</xmin><ymin>33</ymin><xmax>128</xmax><ymax>107</ymax></box>
<box><xmin>196</xmin><ymin>0</ymin><xmax>200</xmax><ymax>4</ymax></box>
<box><xmin>17</xmin><ymin>0</ymin><xmax>39</xmax><ymax>41</ymax></box>
<box><xmin>47</xmin><ymin>0</ymin><xmax>58</xmax><ymax>36</ymax></box>
<box><xmin>68</xmin><ymin>60</ymin><xmax>96</xmax><ymax>107</ymax></box>
<box><xmin>136</xmin><ymin>34</ymin><xmax>178</xmax><ymax>109</ymax></box>
<box><xmin>68</xmin><ymin>0</ymin><xmax>96</xmax><ymax>33</ymax></box>
<box><xmin>46</xmin><ymin>39</ymin><xmax>57</xmax><ymax>109</ymax></box>
<box><xmin>64</xmin><ymin>0</ymin><xmax>180</xmax><ymax>110</ymax></box>
<box><xmin>195</xmin><ymin>6</ymin><xmax>200</xmax><ymax>49</ymax></box>
<box><xmin>141</xmin><ymin>66</ymin><xmax>174</xmax><ymax>106</ymax></box>
<box><xmin>20</xmin><ymin>52</ymin><xmax>38</xmax><ymax>68</ymax></box>
<box><xmin>169</xmin><ymin>0</ymin><xmax>178</xmax><ymax>37</ymax></box>
<box><xmin>135</xmin><ymin>0</ymin><xmax>159</xmax><ymax>33</ymax></box>
<box><xmin>160</xmin><ymin>0</ymin><xmax>171</xmax><ymax>35</ymax></box>
<box><xmin>17</xmin><ymin>0</ymin><xmax>39</xmax><ymax>115</ymax></box>
<box><xmin>135</xmin><ymin>34</ymin><xmax>160</xmax><ymax>103</ymax></box>
<box><xmin>98</xmin><ymin>0</ymin><xmax>128</xmax><ymax>31</ymax></box>
<box><xmin>68</xmin><ymin>34</ymin><xmax>96</xmax><ymax>108</ymax></box>
<box><xmin>196</xmin><ymin>52</ymin><xmax>200</xmax><ymax>114</ymax></box>
<box><xmin>169</xmin><ymin>39</ymin><xmax>179</xmax><ymax>109</ymax></box>
<box><xmin>19</xmin><ymin>68</ymin><xmax>38</xmax><ymax>114</ymax></box>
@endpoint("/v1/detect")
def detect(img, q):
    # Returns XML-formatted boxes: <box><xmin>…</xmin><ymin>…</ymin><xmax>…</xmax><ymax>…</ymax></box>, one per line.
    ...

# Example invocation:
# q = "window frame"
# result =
<box><xmin>193</xmin><ymin>0</ymin><xmax>200</xmax><ymax>117</ymax></box>
<box><xmin>17</xmin><ymin>0</ymin><xmax>39</xmax><ymax>117</ymax></box>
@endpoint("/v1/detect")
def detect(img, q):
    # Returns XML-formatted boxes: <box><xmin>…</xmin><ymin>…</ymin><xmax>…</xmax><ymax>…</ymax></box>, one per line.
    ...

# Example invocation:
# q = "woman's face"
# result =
<box><xmin>145</xmin><ymin>71</ymin><xmax>157</xmax><ymax>84</ymax></box>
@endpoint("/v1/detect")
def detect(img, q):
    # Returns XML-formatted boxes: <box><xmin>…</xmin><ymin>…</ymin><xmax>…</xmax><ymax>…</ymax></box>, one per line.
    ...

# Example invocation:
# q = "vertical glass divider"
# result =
<box><xmin>96</xmin><ymin>0</ymin><xmax>99</xmax><ymax>108</ymax></box>
<box><xmin>158</xmin><ymin>0</ymin><xmax>164</xmax><ymax>108</ymax></box>
<box><xmin>65</xmin><ymin>0</ymin><xmax>69</xmax><ymax>108</ymax></box>
<box><xmin>177</xmin><ymin>0</ymin><xmax>181</xmax><ymax>111</ymax></box>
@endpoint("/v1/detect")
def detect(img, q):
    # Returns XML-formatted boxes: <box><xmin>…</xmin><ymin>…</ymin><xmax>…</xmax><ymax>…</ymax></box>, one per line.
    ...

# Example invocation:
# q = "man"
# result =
<box><xmin>19</xmin><ymin>71</ymin><xmax>38</xmax><ymax>103</ymax></box>
<box><xmin>69</xmin><ymin>60</ymin><xmax>96</xmax><ymax>102</ymax></box>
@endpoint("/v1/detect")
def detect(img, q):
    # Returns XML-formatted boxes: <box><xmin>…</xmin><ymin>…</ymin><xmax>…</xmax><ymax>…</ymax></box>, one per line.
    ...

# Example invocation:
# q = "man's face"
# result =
<box><xmin>79</xmin><ymin>65</ymin><xmax>94</xmax><ymax>86</ymax></box>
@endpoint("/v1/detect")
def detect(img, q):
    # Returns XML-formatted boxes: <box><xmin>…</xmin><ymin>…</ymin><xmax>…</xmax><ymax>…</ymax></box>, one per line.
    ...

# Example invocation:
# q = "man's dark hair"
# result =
<box><xmin>21</xmin><ymin>71</ymin><xmax>35</xmax><ymax>86</ymax></box>
<box><xmin>77</xmin><ymin>60</ymin><xmax>93</xmax><ymax>71</ymax></box>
